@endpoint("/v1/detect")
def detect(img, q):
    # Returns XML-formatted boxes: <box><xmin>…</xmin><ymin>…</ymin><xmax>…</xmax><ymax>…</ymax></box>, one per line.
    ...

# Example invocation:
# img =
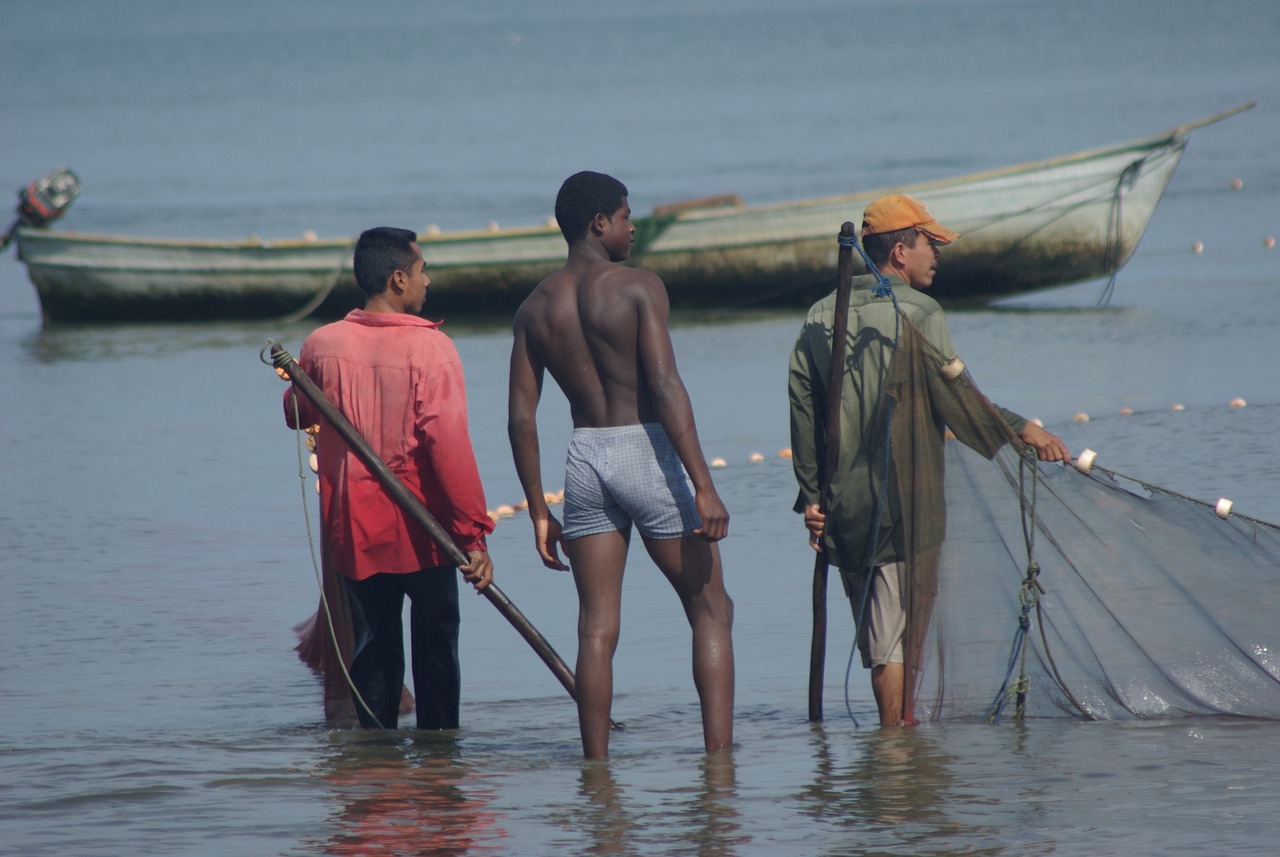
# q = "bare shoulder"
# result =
<box><xmin>602</xmin><ymin>262</ymin><xmax>662</xmax><ymax>289</ymax></box>
<box><xmin>597</xmin><ymin>263</ymin><xmax>668</xmax><ymax>308</ymax></box>
<box><xmin>513</xmin><ymin>270</ymin><xmax>565</xmax><ymax>327</ymax></box>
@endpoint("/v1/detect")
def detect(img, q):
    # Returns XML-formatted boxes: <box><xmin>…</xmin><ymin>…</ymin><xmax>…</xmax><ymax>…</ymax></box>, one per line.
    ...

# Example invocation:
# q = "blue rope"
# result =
<box><xmin>987</xmin><ymin>450</ymin><xmax>1044</xmax><ymax>723</ymax></box>
<box><xmin>853</xmin><ymin>240</ymin><xmax>894</xmax><ymax>297</ymax></box>
<box><xmin>987</xmin><ymin>562</ymin><xmax>1040</xmax><ymax>724</ymax></box>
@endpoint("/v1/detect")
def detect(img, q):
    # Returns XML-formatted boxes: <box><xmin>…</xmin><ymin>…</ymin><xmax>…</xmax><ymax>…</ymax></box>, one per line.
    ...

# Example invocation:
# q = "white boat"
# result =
<box><xmin>10</xmin><ymin>104</ymin><xmax>1253</xmax><ymax>323</ymax></box>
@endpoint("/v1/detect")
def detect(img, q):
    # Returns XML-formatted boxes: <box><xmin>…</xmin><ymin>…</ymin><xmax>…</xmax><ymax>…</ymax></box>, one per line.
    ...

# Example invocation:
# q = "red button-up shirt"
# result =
<box><xmin>284</xmin><ymin>309</ymin><xmax>493</xmax><ymax>580</ymax></box>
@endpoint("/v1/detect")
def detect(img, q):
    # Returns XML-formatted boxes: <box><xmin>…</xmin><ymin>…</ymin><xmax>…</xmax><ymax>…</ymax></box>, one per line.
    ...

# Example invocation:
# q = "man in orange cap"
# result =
<box><xmin>788</xmin><ymin>194</ymin><xmax>1068</xmax><ymax>727</ymax></box>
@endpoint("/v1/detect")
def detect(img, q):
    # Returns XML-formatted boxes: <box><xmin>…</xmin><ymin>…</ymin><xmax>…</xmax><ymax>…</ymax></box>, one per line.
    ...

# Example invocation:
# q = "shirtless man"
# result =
<box><xmin>508</xmin><ymin>171</ymin><xmax>735</xmax><ymax>759</ymax></box>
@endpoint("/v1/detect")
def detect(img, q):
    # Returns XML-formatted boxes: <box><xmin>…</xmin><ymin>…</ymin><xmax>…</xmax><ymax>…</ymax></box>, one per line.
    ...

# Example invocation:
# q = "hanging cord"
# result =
<box><xmin>986</xmin><ymin>448</ymin><xmax>1044</xmax><ymax>723</ymax></box>
<box><xmin>1021</xmin><ymin>450</ymin><xmax>1091</xmax><ymax>719</ymax></box>
<box><xmin>1096</xmin><ymin>159</ymin><xmax>1143</xmax><ymax>307</ymax></box>
<box><xmin>1095</xmin><ymin>168</ymin><xmax>1125</xmax><ymax>307</ymax></box>
<box><xmin>986</xmin><ymin>447</ymin><xmax>1089</xmax><ymax>721</ymax></box>
<box><xmin>985</xmin><ymin>561</ymin><xmax>1040</xmax><ymax>724</ymax></box>
<box><xmin>262</xmin><ymin>340</ymin><xmax>390</xmax><ymax>732</ymax></box>
<box><xmin>276</xmin><ymin>243</ymin><xmax>355</xmax><ymax>325</ymax></box>
<box><xmin>839</xmin><ymin>238</ymin><xmax>901</xmax><ymax>726</ymax></box>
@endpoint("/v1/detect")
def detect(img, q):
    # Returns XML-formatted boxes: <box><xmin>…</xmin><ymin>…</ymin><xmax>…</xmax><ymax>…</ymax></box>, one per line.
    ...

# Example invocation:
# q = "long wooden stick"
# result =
<box><xmin>269</xmin><ymin>343</ymin><xmax>581</xmax><ymax>702</ymax></box>
<box><xmin>808</xmin><ymin>221</ymin><xmax>858</xmax><ymax>722</ymax></box>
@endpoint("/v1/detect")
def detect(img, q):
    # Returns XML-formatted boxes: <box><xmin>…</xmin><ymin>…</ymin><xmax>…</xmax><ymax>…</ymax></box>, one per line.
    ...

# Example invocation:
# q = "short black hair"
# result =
<box><xmin>352</xmin><ymin>227</ymin><xmax>419</xmax><ymax>297</ymax></box>
<box><xmin>861</xmin><ymin>227</ymin><xmax>919</xmax><ymax>267</ymax></box>
<box><xmin>554</xmin><ymin>171</ymin><xmax>628</xmax><ymax>243</ymax></box>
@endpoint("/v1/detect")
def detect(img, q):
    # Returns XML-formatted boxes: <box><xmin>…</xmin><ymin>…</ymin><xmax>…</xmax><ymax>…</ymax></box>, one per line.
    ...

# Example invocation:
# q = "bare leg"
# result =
<box><xmin>642</xmin><ymin>535</ymin><xmax>735</xmax><ymax>753</ymax></box>
<box><xmin>566</xmin><ymin>529</ymin><xmax>630</xmax><ymax>759</ymax></box>
<box><xmin>871</xmin><ymin>662</ymin><xmax>905</xmax><ymax>726</ymax></box>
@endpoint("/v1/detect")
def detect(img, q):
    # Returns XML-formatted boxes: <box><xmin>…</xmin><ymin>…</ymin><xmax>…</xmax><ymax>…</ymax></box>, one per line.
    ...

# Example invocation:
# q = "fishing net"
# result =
<box><xmin>293</xmin><ymin>536</ymin><xmax>421</xmax><ymax>724</ymax></box>
<box><xmin>293</xmin><ymin>544</ymin><xmax>360</xmax><ymax>724</ymax></box>
<box><xmin>883</xmin><ymin>318</ymin><xmax>1280</xmax><ymax>722</ymax></box>
<box><xmin>920</xmin><ymin>442</ymin><xmax>1280</xmax><ymax>722</ymax></box>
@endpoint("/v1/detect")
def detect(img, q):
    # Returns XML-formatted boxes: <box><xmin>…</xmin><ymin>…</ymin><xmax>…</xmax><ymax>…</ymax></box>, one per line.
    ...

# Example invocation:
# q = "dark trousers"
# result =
<box><xmin>342</xmin><ymin>566</ymin><xmax>460</xmax><ymax>730</ymax></box>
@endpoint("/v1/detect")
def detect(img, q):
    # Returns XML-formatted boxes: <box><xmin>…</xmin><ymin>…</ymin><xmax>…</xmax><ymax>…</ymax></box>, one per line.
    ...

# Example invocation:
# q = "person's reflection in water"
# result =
<box><xmin>689</xmin><ymin>750</ymin><xmax>747</xmax><ymax>856</ymax></box>
<box><xmin>852</xmin><ymin>728</ymin><xmax>954</xmax><ymax>827</ymax></box>
<box><xmin>799</xmin><ymin>725</ymin><xmax>957</xmax><ymax>838</ymax></box>
<box><xmin>575</xmin><ymin>761</ymin><xmax>638</xmax><ymax>856</ymax></box>
<box><xmin>308</xmin><ymin>731</ymin><xmax>507</xmax><ymax>856</ymax></box>
<box><xmin>573</xmin><ymin>751</ymin><xmax>746</xmax><ymax>857</ymax></box>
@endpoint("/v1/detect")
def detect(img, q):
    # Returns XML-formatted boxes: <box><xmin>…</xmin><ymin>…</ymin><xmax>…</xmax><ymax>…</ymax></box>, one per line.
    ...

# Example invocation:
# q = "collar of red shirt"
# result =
<box><xmin>343</xmin><ymin>309</ymin><xmax>443</xmax><ymax>329</ymax></box>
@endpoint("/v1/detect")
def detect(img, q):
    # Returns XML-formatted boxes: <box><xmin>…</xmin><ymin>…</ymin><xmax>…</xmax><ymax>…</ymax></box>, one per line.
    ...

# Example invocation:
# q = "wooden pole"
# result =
<box><xmin>269</xmin><ymin>343</ymin><xmax>581</xmax><ymax>702</ymax></box>
<box><xmin>808</xmin><ymin>221</ymin><xmax>858</xmax><ymax>722</ymax></box>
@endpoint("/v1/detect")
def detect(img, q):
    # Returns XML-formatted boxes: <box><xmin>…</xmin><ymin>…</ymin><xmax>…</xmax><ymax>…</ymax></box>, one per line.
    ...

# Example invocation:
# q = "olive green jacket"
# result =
<box><xmin>788</xmin><ymin>273</ymin><xmax>1026</xmax><ymax>571</ymax></box>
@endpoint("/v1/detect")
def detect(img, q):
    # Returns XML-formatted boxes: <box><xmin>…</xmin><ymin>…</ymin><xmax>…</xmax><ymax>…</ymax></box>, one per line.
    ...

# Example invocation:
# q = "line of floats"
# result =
<box><xmin>471</xmin><ymin>397</ymin><xmax>1255</xmax><ymax>525</ymax></box>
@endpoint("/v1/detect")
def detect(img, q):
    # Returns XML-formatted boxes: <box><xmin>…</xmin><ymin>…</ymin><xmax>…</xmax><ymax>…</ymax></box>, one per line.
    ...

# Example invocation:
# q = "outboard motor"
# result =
<box><xmin>2</xmin><ymin>167</ymin><xmax>81</xmax><ymax>251</ymax></box>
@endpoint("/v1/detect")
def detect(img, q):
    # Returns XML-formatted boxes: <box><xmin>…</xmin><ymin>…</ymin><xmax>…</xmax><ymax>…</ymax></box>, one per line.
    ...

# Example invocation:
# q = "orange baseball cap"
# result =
<box><xmin>861</xmin><ymin>194</ymin><xmax>960</xmax><ymax>244</ymax></box>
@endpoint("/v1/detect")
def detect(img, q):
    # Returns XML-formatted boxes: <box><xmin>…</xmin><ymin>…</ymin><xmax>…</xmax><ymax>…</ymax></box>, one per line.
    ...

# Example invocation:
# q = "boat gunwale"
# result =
<box><xmin>16</xmin><ymin>103</ymin><xmax>1252</xmax><ymax>253</ymax></box>
<box><xmin>15</xmin><ymin>222</ymin><xmax>563</xmax><ymax>251</ymax></box>
<box><xmin>659</xmin><ymin>102</ymin><xmax>1254</xmax><ymax>225</ymax></box>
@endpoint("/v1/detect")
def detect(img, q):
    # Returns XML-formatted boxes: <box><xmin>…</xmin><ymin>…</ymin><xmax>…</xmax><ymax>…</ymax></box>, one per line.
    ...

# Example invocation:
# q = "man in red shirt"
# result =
<box><xmin>285</xmin><ymin>226</ymin><xmax>494</xmax><ymax>730</ymax></box>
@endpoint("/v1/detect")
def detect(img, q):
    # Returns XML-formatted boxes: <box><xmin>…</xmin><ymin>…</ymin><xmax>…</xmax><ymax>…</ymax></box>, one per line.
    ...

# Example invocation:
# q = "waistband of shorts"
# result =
<box><xmin>570</xmin><ymin>422</ymin><xmax>662</xmax><ymax>436</ymax></box>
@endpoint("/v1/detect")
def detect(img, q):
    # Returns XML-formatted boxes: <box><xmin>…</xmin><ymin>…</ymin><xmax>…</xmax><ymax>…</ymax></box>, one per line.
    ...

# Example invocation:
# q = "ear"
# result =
<box><xmin>887</xmin><ymin>240</ymin><xmax>910</xmax><ymax>267</ymax></box>
<box><xmin>589</xmin><ymin>211</ymin><xmax>610</xmax><ymax>237</ymax></box>
<box><xmin>386</xmin><ymin>268</ymin><xmax>407</xmax><ymax>294</ymax></box>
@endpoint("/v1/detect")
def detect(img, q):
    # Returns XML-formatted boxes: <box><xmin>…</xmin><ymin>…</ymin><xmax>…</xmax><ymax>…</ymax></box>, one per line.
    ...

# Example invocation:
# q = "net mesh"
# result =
<box><xmin>883</xmin><ymin>316</ymin><xmax>1280</xmax><ymax>722</ymax></box>
<box><xmin>920</xmin><ymin>442</ymin><xmax>1280</xmax><ymax>721</ymax></box>
<box><xmin>293</xmin><ymin>544</ymin><xmax>360</xmax><ymax>723</ymax></box>
<box><xmin>293</xmin><ymin>528</ymin><xmax>417</xmax><ymax>724</ymax></box>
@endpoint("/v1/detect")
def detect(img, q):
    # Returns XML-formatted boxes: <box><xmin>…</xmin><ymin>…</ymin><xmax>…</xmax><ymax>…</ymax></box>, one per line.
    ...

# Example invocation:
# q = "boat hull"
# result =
<box><xmin>16</xmin><ymin>229</ymin><xmax>567</xmax><ymax>322</ymax></box>
<box><xmin>16</xmin><ymin>106</ymin><xmax>1242</xmax><ymax>324</ymax></box>
<box><xmin>637</xmin><ymin>132</ymin><xmax>1187</xmax><ymax>308</ymax></box>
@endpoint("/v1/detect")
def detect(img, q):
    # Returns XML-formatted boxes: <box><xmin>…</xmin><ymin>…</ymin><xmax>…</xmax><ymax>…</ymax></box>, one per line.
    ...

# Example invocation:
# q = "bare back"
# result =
<box><xmin>508</xmin><ymin>223</ymin><xmax>726</xmax><ymax>547</ymax></box>
<box><xmin>513</xmin><ymin>257</ymin><xmax>672</xmax><ymax>428</ymax></box>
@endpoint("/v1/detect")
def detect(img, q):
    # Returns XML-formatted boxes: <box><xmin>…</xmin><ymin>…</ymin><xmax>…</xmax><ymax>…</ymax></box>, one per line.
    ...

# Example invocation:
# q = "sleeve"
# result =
<box><xmin>282</xmin><ymin>341</ymin><xmax>320</xmax><ymax>430</ymax></box>
<box><xmin>788</xmin><ymin>324</ymin><xmax>824</xmax><ymax>513</ymax></box>
<box><xmin>995</xmin><ymin>405</ymin><xmax>1028</xmax><ymax>435</ymax></box>
<box><xmin>920</xmin><ymin>304</ymin><xmax>1027</xmax><ymax>434</ymax></box>
<box><xmin>916</xmin><ymin>303</ymin><xmax>958</xmax><ymax>362</ymax></box>
<box><xmin>415</xmin><ymin>344</ymin><xmax>495</xmax><ymax>553</ymax></box>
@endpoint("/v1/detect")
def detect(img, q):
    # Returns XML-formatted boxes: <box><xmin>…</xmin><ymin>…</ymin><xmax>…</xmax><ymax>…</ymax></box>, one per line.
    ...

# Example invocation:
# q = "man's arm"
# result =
<box><xmin>282</xmin><ymin>343</ymin><xmax>320</xmax><ymax>430</ymax></box>
<box><xmin>415</xmin><ymin>345</ymin><xmax>495</xmax><ymax>583</ymax></box>
<box><xmin>788</xmin><ymin>327</ymin><xmax>826</xmax><ymax>552</ymax></box>
<box><xmin>787</xmin><ymin>326</ymin><xmax>824</xmax><ymax>513</ymax></box>
<box><xmin>986</xmin><ymin>403</ymin><xmax>1070</xmax><ymax>462</ymax></box>
<box><xmin>282</xmin><ymin>384</ymin><xmax>316</xmax><ymax>430</ymax></box>
<box><xmin>918</xmin><ymin>302</ymin><xmax>1069</xmax><ymax>462</ymax></box>
<box><xmin>633</xmin><ymin>274</ymin><xmax>728</xmax><ymax>542</ymax></box>
<box><xmin>508</xmin><ymin>317</ymin><xmax>570</xmax><ymax>570</ymax></box>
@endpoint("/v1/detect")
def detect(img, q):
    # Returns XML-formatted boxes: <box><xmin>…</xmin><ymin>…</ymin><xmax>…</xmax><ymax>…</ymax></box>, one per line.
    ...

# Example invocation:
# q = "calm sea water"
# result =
<box><xmin>2</xmin><ymin>1</ymin><xmax>1279</xmax><ymax>855</ymax></box>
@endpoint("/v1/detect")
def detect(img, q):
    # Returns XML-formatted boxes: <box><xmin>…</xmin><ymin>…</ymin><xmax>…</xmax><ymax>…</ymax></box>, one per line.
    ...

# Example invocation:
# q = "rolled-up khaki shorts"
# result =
<box><xmin>839</xmin><ymin>561</ymin><xmax>906</xmax><ymax>668</ymax></box>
